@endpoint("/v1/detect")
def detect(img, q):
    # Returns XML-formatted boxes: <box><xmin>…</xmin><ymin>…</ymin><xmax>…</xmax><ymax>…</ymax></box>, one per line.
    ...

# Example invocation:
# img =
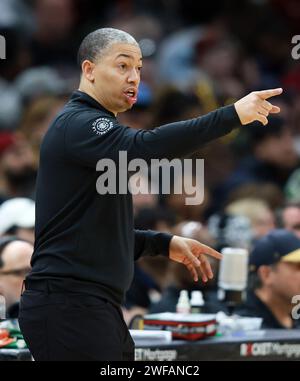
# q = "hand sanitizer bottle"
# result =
<box><xmin>176</xmin><ymin>290</ymin><xmax>191</xmax><ymax>314</ymax></box>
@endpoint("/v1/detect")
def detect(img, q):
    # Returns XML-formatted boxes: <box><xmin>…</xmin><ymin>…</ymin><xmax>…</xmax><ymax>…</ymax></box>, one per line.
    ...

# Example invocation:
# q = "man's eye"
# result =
<box><xmin>119</xmin><ymin>64</ymin><xmax>127</xmax><ymax>70</ymax></box>
<box><xmin>137</xmin><ymin>67</ymin><xmax>142</xmax><ymax>72</ymax></box>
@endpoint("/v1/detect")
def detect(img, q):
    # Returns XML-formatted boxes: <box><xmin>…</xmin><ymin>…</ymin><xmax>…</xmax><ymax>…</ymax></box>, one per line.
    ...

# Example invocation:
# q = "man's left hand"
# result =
<box><xmin>169</xmin><ymin>235</ymin><xmax>222</xmax><ymax>283</ymax></box>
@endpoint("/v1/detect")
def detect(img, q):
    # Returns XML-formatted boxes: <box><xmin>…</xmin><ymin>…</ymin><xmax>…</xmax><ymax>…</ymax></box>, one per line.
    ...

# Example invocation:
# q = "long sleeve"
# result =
<box><xmin>64</xmin><ymin>104</ymin><xmax>241</xmax><ymax>167</ymax></box>
<box><xmin>134</xmin><ymin>229</ymin><xmax>173</xmax><ymax>261</ymax></box>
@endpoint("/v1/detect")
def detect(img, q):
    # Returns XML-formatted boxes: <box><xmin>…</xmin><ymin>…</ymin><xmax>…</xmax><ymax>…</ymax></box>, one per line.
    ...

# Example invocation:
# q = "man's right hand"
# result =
<box><xmin>234</xmin><ymin>88</ymin><xmax>282</xmax><ymax>126</ymax></box>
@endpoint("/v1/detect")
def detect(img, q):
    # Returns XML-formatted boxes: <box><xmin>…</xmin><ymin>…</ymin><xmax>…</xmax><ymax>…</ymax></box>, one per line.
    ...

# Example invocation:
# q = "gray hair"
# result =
<box><xmin>77</xmin><ymin>28</ymin><xmax>138</xmax><ymax>67</ymax></box>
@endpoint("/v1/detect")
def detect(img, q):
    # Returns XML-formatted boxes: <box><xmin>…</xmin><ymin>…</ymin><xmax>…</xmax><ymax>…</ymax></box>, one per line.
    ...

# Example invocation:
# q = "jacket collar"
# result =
<box><xmin>70</xmin><ymin>90</ymin><xmax>116</xmax><ymax>118</ymax></box>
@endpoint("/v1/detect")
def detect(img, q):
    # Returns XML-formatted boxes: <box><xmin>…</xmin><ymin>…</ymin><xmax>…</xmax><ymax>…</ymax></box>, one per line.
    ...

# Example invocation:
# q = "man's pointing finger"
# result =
<box><xmin>255</xmin><ymin>88</ymin><xmax>283</xmax><ymax>100</ymax></box>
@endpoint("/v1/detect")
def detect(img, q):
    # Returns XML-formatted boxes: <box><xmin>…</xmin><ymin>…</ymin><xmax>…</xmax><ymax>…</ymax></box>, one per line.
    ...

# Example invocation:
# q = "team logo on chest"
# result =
<box><xmin>92</xmin><ymin>118</ymin><xmax>114</xmax><ymax>135</ymax></box>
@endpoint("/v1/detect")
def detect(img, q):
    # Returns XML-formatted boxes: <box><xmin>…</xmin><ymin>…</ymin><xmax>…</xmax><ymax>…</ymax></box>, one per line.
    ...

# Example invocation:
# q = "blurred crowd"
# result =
<box><xmin>0</xmin><ymin>0</ymin><xmax>300</xmax><ymax>331</ymax></box>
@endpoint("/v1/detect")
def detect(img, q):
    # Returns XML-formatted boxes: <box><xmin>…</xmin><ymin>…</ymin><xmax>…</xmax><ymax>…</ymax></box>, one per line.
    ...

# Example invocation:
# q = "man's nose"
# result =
<box><xmin>127</xmin><ymin>69</ymin><xmax>140</xmax><ymax>85</ymax></box>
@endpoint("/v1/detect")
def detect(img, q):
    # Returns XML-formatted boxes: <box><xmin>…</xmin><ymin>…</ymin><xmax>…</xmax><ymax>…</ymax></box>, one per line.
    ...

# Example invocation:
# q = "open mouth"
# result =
<box><xmin>124</xmin><ymin>89</ymin><xmax>138</xmax><ymax>104</ymax></box>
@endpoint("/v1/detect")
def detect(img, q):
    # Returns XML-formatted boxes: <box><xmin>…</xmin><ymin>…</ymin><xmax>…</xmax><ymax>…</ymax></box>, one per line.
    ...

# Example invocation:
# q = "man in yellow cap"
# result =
<box><xmin>240</xmin><ymin>229</ymin><xmax>300</xmax><ymax>328</ymax></box>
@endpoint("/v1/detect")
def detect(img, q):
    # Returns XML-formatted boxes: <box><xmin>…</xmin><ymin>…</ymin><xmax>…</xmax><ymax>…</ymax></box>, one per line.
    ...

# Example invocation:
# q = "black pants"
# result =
<box><xmin>18</xmin><ymin>286</ymin><xmax>134</xmax><ymax>361</ymax></box>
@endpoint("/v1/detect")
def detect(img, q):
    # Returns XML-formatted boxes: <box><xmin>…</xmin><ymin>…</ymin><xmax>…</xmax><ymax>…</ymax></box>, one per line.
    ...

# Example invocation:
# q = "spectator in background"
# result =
<box><xmin>225</xmin><ymin>183</ymin><xmax>284</xmax><ymax>212</ymax></box>
<box><xmin>29</xmin><ymin>0</ymin><xmax>79</xmax><ymax>68</ymax></box>
<box><xmin>14</xmin><ymin>67</ymin><xmax>69</xmax><ymax>106</ymax></box>
<box><xmin>195</xmin><ymin>37</ymin><xmax>246</xmax><ymax>105</ymax></box>
<box><xmin>238</xmin><ymin>229</ymin><xmax>300</xmax><ymax>329</ymax></box>
<box><xmin>0</xmin><ymin>66</ymin><xmax>70</xmax><ymax>134</ymax></box>
<box><xmin>279</xmin><ymin>203</ymin><xmax>300</xmax><ymax>239</ymax></box>
<box><xmin>0</xmin><ymin>198</ymin><xmax>35</xmax><ymax>244</ymax></box>
<box><xmin>156</xmin><ymin>26</ymin><xmax>203</xmax><ymax>89</ymax></box>
<box><xmin>0</xmin><ymin>133</ymin><xmax>16</xmax><ymax>204</ymax></box>
<box><xmin>0</xmin><ymin>0</ymin><xmax>33</xmax><ymax>82</ymax></box>
<box><xmin>0</xmin><ymin>81</ymin><xmax>22</xmax><ymax>131</ymax></box>
<box><xmin>0</xmin><ymin>237</ymin><xmax>33</xmax><ymax>318</ymax></box>
<box><xmin>0</xmin><ymin>134</ymin><xmax>37</xmax><ymax>200</ymax></box>
<box><xmin>284</xmin><ymin>168</ymin><xmax>300</xmax><ymax>204</ymax></box>
<box><xmin>207</xmin><ymin>212</ymin><xmax>253</xmax><ymax>252</ymax></box>
<box><xmin>225</xmin><ymin>198</ymin><xmax>276</xmax><ymax>240</ymax></box>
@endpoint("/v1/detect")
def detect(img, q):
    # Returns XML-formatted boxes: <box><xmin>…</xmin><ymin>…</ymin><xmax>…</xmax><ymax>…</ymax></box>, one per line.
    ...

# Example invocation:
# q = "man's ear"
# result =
<box><xmin>257</xmin><ymin>265</ymin><xmax>273</xmax><ymax>285</ymax></box>
<box><xmin>81</xmin><ymin>60</ymin><xmax>95</xmax><ymax>82</ymax></box>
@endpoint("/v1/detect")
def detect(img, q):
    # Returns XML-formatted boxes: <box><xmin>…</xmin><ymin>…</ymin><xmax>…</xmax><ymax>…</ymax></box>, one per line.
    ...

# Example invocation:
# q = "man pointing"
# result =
<box><xmin>19</xmin><ymin>27</ymin><xmax>282</xmax><ymax>361</ymax></box>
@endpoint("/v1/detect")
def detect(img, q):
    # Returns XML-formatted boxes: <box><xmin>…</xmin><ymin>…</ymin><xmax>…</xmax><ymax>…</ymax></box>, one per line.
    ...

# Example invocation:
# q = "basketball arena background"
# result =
<box><xmin>0</xmin><ymin>0</ymin><xmax>300</xmax><ymax>365</ymax></box>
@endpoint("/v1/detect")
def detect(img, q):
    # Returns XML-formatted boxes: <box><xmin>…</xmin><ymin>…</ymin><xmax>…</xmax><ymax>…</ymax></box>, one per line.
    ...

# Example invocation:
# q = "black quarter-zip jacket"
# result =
<box><xmin>28</xmin><ymin>90</ymin><xmax>241</xmax><ymax>305</ymax></box>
